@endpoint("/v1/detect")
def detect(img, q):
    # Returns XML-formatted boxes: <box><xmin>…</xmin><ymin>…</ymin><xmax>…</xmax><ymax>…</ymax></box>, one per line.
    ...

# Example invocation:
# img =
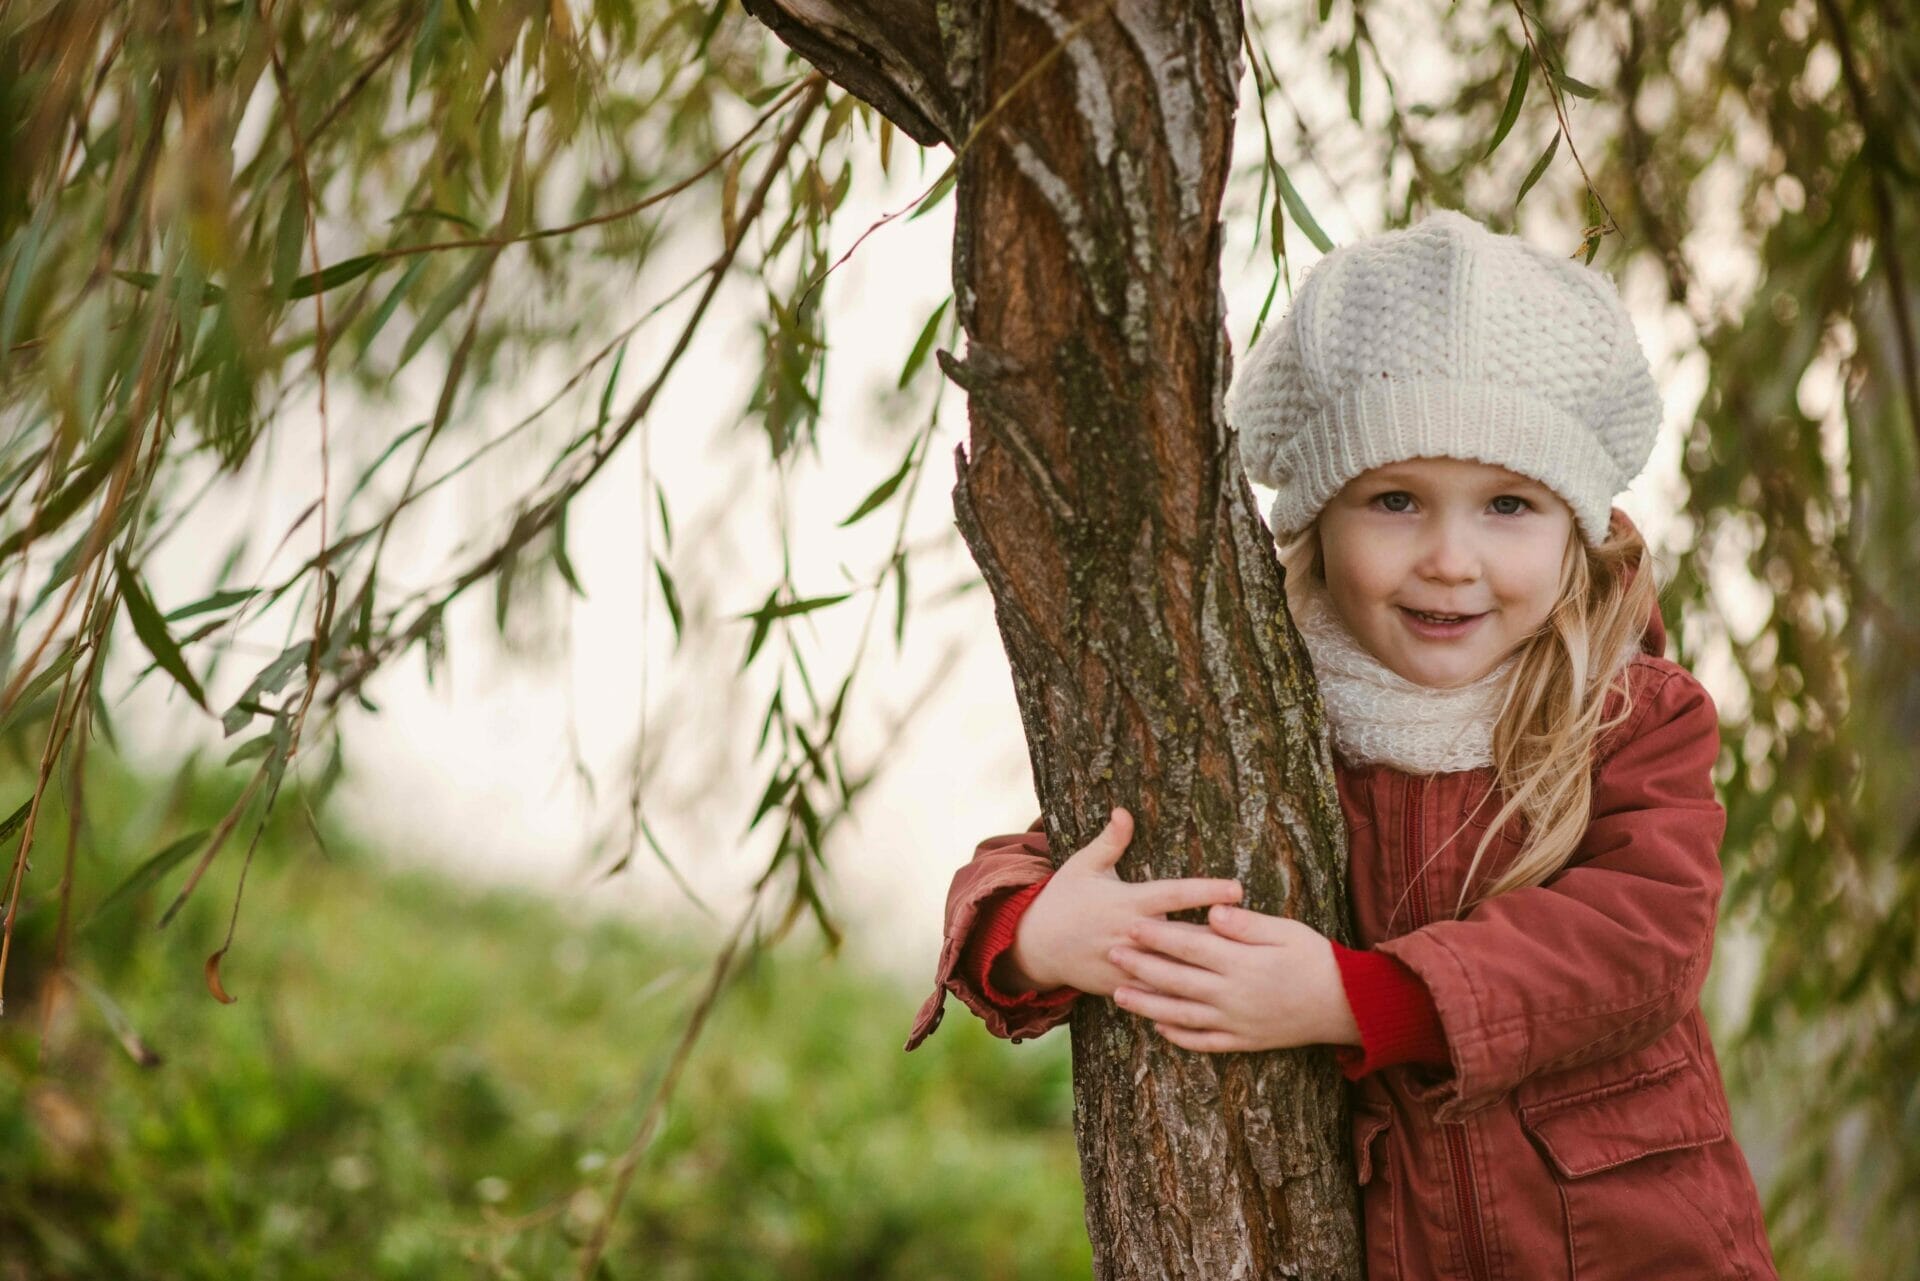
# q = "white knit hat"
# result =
<box><xmin>1228</xmin><ymin>209</ymin><xmax>1663</xmax><ymax>546</ymax></box>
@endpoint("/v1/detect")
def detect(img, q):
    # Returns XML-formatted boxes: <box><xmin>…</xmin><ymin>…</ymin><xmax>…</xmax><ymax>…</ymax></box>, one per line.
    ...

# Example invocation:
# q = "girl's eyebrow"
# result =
<box><xmin>1358</xmin><ymin>468</ymin><xmax>1549</xmax><ymax>493</ymax></box>
<box><xmin>1489</xmin><ymin>473</ymin><xmax>1552</xmax><ymax>493</ymax></box>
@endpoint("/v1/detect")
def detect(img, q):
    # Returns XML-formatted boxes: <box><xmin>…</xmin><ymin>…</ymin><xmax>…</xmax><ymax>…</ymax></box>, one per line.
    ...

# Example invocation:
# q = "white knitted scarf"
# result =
<box><xmin>1288</xmin><ymin>573</ymin><xmax>1516</xmax><ymax>775</ymax></box>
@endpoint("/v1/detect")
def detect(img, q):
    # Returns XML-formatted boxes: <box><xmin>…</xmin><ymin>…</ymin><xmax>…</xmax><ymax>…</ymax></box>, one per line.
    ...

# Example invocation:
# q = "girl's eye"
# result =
<box><xmin>1373</xmin><ymin>492</ymin><xmax>1414</xmax><ymax>513</ymax></box>
<box><xmin>1490</xmin><ymin>495</ymin><xmax>1532</xmax><ymax>516</ymax></box>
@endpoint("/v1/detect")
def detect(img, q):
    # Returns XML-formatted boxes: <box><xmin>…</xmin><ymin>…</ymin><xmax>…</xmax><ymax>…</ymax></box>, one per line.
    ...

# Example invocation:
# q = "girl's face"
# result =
<box><xmin>1315</xmin><ymin>457</ymin><xmax>1576</xmax><ymax>689</ymax></box>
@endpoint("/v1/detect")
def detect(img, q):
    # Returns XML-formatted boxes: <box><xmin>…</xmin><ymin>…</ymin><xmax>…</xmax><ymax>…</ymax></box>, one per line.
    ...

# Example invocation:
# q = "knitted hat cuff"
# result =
<box><xmin>1261</xmin><ymin>376</ymin><xmax>1623</xmax><ymax>546</ymax></box>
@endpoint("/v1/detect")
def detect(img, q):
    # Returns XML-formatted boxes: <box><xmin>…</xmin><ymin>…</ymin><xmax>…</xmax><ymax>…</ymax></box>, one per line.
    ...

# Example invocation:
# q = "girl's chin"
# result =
<box><xmin>1387</xmin><ymin>651</ymin><xmax>1500</xmax><ymax>688</ymax></box>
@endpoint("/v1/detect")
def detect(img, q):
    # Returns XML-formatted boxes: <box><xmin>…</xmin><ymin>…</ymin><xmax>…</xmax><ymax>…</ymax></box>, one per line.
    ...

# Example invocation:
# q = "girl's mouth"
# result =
<box><xmin>1397</xmin><ymin>606</ymin><xmax>1488</xmax><ymax>640</ymax></box>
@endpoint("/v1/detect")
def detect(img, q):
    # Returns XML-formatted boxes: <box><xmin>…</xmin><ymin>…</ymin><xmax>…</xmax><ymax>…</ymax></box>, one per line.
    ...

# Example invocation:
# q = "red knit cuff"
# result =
<box><xmin>1329</xmin><ymin>940</ymin><xmax>1450</xmax><ymax>1080</ymax></box>
<box><xmin>964</xmin><ymin>875</ymin><xmax>1082</xmax><ymax>1011</ymax></box>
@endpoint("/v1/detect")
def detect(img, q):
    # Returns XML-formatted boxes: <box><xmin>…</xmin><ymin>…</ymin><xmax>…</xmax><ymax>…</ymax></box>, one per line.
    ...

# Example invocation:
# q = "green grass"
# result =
<box><xmin>0</xmin><ymin>768</ymin><xmax>1091</xmax><ymax>1279</ymax></box>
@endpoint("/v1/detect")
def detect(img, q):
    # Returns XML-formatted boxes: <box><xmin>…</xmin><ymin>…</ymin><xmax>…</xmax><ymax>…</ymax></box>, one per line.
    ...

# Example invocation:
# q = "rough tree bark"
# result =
<box><xmin>746</xmin><ymin>2</ymin><xmax>1364</xmax><ymax>1275</ymax></box>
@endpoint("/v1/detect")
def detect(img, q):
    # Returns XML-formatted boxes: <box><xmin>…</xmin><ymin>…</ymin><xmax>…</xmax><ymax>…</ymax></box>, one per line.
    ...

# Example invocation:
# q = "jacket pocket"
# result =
<box><xmin>1518</xmin><ymin>1054</ymin><xmax>1747</xmax><ymax>1279</ymax></box>
<box><xmin>1353</xmin><ymin>1104</ymin><xmax>1391</xmax><ymax>1186</ymax></box>
<box><xmin>1350</xmin><ymin>1104</ymin><xmax>1401</xmax><ymax>1278</ymax></box>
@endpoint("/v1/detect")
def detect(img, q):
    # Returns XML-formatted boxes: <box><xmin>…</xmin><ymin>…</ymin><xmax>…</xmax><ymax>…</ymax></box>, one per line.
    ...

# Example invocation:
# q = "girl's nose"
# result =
<box><xmin>1417</xmin><ymin>524</ymin><xmax>1481</xmax><ymax>584</ymax></box>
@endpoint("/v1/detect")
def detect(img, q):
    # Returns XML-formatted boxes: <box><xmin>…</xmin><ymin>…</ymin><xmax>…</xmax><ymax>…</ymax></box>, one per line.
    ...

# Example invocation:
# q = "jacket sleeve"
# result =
<box><xmin>1328</xmin><ymin>942</ymin><xmax>1451</xmax><ymax>1079</ymax></box>
<box><xmin>1373</xmin><ymin>664</ymin><xmax>1727</xmax><ymax>1120</ymax></box>
<box><xmin>903</xmin><ymin>816</ymin><xmax>1082</xmax><ymax>1051</ymax></box>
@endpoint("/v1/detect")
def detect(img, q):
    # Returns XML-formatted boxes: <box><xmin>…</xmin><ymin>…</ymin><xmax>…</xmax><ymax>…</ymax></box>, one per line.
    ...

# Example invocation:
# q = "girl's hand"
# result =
<box><xmin>1007</xmin><ymin>808</ymin><xmax>1246</xmax><ymax>997</ymax></box>
<box><xmin>1107</xmin><ymin>905</ymin><xmax>1363</xmax><ymax>1054</ymax></box>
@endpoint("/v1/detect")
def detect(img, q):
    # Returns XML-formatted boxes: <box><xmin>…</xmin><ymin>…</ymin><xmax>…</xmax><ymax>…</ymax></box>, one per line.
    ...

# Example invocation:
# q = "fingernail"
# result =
<box><xmin>1211</xmin><ymin>904</ymin><xmax>1233</xmax><ymax>920</ymax></box>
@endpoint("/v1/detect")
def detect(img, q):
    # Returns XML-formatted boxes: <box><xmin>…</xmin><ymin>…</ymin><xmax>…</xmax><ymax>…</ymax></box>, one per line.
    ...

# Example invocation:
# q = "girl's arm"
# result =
<box><xmin>906</xmin><ymin>811</ymin><xmax>1245</xmax><ymax>1050</ymax></box>
<box><xmin>1327</xmin><ymin>942</ymin><xmax>1451</xmax><ymax>1078</ymax></box>
<box><xmin>1370</xmin><ymin>660</ymin><xmax>1727</xmax><ymax>1122</ymax></box>
<box><xmin>904</xmin><ymin>816</ymin><xmax>1075</xmax><ymax>1051</ymax></box>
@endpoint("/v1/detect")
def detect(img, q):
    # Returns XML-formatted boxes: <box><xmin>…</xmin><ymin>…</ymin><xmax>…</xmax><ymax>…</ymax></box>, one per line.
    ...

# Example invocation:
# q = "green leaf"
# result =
<box><xmin>596</xmin><ymin>336</ymin><xmax>629</xmax><ymax>439</ymax></box>
<box><xmin>1</xmin><ymin>219</ymin><xmax>47</xmax><ymax>350</ymax></box>
<box><xmin>226</xmin><ymin>733</ymin><xmax>274</xmax><ymax>765</ymax></box>
<box><xmin>0</xmin><ymin>647</ymin><xmax>82</xmax><ymax>738</ymax></box>
<box><xmin>81</xmin><ymin>829</ymin><xmax>211</xmax><ymax>929</ymax></box>
<box><xmin>655</xmin><ymin>482</ymin><xmax>673</xmax><ymax>553</ymax></box>
<box><xmin>271</xmin><ymin>194</ymin><xmax>308</xmax><ymax>300</ymax></box>
<box><xmin>838</xmin><ymin>440</ymin><xmax>916</xmax><ymax>527</ymax></box>
<box><xmin>746</xmin><ymin>768</ymin><xmax>797</xmax><ymax>835</ymax></box>
<box><xmin>116</xmin><ymin>554</ymin><xmax>208</xmax><ymax>709</ymax></box>
<box><xmin>654</xmin><ymin>557</ymin><xmax>683</xmax><ymax>646</ymax></box>
<box><xmin>343</xmin><ymin>420</ymin><xmax>430</xmax><ymax>508</ymax></box>
<box><xmin>164</xmin><ymin>587</ymin><xmax>259</xmax><ymax>623</ymax></box>
<box><xmin>221</xmin><ymin>641</ymin><xmax>312</xmax><ymax>736</ymax></box>
<box><xmin>0</xmin><ymin>798</ymin><xmax>29</xmax><ymax>847</ymax></box>
<box><xmin>1554</xmin><ymin>70</ymin><xmax>1601</xmax><ymax>100</ymax></box>
<box><xmin>408</xmin><ymin>0</ymin><xmax>444</xmax><ymax>103</ymax></box>
<box><xmin>29</xmin><ymin>495</ymin><xmax>138</xmax><ymax>615</ymax></box>
<box><xmin>391</xmin><ymin>206</ymin><xmax>481</xmax><ymax>233</ymax></box>
<box><xmin>908</xmin><ymin>167</ymin><xmax>955</xmax><ymax>222</ymax></box>
<box><xmin>1516</xmin><ymin>132</ymin><xmax>1561</xmax><ymax>208</ymax></box>
<box><xmin>756</xmin><ymin>687</ymin><xmax>785</xmax><ymax>754</ymax></box>
<box><xmin>1342</xmin><ymin>40</ymin><xmax>1362</xmax><ymax>122</ymax></box>
<box><xmin>695</xmin><ymin>0</ymin><xmax>729</xmax><ymax>58</ymax></box>
<box><xmin>110</xmin><ymin>270</ymin><xmax>228</xmax><ymax>305</ymax></box>
<box><xmin>1317</xmin><ymin>0</ymin><xmax>1333</xmax><ymax>19</ymax></box>
<box><xmin>750</xmin><ymin>592</ymin><xmax>852</xmax><ymax>622</ymax></box>
<box><xmin>741</xmin><ymin>588</ymin><xmax>776</xmax><ymax>669</ymax></box>
<box><xmin>288</xmin><ymin>253</ymin><xmax>384</xmax><ymax>300</ymax></box>
<box><xmin>396</xmin><ymin>252</ymin><xmax>491</xmax><ymax>371</ymax></box>
<box><xmin>745</xmin><ymin>76</ymin><xmax>800</xmax><ymax>108</ymax></box>
<box><xmin>1272</xmin><ymin>162</ymin><xmax>1334</xmax><ymax>254</ymax></box>
<box><xmin>554</xmin><ymin>503</ymin><xmax>585</xmax><ymax>598</ymax></box>
<box><xmin>0</xmin><ymin>414</ymin><xmax>132</xmax><ymax>558</ymax></box>
<box><xmin>1485</xmin><ymin>57</ymin><xmax>1530</xmax><ymax>160</ymax></box>
<box><xmin>1267</xmin><ymin>161</ymin><xmax>1288</xmax><ymax>270</ymax></box>
<box><xmin>892</xmin><ymin>551</ymin><xmax>909</xmax><ymax>648</ymax></box>
<box><xmin>360</xmin><ymin>255</ymin><xmax>429</xmax><ymax>353</ymax></box>
<box><xmin>897</xmin><ymin>298</ymin><xmax>949</xmax><ymax>390</ymax></box>
<box><xmin>494</xmin><ymin>543</ymin><xmax>516</xmax><ymax>635</ymax></box>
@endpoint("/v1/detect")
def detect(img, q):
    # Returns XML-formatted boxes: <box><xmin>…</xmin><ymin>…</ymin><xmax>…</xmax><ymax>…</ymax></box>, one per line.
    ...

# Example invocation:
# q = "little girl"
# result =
<box><xmin>904</xmin><ymin>210</ymin><xmax>1779</xmax><ymax>1279</ymax></box>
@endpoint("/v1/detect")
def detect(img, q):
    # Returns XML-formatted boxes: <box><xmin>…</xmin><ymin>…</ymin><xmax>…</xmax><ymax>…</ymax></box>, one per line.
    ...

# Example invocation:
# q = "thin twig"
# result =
<box><xmin>1509</xmin><ymin>0</ymin><xmax>1616</xmax><ymax>246</ymax></box>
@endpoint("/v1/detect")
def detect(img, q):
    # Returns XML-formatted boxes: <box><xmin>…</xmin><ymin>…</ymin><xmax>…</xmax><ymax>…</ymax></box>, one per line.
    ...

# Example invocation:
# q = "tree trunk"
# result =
<box><xmin>748</xmin><ymin>2</ymin><xmax>1363</xmax><ymax>1274</ymax></box>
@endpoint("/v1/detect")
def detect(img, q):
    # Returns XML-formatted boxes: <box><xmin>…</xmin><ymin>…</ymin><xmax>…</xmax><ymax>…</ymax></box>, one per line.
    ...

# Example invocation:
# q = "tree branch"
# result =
<box><xmin>739</xmin><ymin>0</ymin><xmax>962</xmax><ymax>146</ymax></box>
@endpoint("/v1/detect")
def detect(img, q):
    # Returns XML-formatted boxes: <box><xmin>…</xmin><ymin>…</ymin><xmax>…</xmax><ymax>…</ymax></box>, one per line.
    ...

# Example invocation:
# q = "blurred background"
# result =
<box><xmin>1</xmin><ymin>1</ymin><xmax>1914</xmax><ymax>1277</ymax></box>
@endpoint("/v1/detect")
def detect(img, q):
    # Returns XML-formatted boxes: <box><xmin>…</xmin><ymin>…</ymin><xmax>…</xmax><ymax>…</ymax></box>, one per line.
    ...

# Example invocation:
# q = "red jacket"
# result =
<box><xmin>905</xmin><ymin>597</ymin><xmax>1779</xmax><ymax>1280</ymax></box>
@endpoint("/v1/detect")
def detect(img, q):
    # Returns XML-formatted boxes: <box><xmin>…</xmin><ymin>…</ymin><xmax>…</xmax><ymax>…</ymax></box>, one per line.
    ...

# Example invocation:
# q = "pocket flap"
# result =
<box><xmin>1518</xmin><ymin>1055</ymin><xmax>1726</xmax><ymax>1178</ymax></box>
<box><xmin>1352</xmin><ymin>1106</ymin><xmax>1391</xmax><ymax>1185</ymax></box>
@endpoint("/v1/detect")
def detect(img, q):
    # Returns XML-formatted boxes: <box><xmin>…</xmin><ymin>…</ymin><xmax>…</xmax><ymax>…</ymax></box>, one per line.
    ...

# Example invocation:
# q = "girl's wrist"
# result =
<box><xmin>1004</xmin><ymin>927</ymin><xmax>1056</xmax><ymax>993</ymax></box>
<box><xmin>1318</xmin><ymin>939</ymin><xmax>1364</xmax><ymax>1047</ymax></box>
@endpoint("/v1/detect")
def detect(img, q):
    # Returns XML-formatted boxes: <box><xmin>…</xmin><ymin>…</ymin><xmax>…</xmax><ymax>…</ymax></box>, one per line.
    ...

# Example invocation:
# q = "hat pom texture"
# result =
<box><xmin>1228</xmin><ymin>210</ymin><xmax>1662</xmax><ymax>546</ymax></box>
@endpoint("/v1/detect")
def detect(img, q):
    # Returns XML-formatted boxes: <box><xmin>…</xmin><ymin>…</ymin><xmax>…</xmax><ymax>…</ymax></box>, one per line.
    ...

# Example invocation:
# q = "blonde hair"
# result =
<box><xmin>1278</xmin><ymin>513</ymin><xmax>1658</xmax><ymax>919</ymax></box>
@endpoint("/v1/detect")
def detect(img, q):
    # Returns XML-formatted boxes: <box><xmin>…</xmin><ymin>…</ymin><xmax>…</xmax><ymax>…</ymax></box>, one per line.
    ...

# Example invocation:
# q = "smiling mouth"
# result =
<box><xmin>1402</xmin><ymin>608</ymin><xmax>1486</xmax><ymax>624</ymax></box>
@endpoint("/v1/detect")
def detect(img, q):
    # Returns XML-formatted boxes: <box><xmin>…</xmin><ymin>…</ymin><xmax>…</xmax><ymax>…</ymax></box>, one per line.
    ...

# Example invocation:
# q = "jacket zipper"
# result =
<box><xmin>1405</xmin><ymin>775</ymin><xmax>1493</xmax><ymax>1281</ymax></box>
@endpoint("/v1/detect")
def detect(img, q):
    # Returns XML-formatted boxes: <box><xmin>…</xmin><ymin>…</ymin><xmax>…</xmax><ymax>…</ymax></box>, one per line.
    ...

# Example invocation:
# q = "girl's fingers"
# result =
<box><xmin>1139</xmin><ymin>877</ymin><xmax>1242</xmax><ymax>916</ymax></box>
<box><xmin>1072</xmin><ymin>808</ymin><xmax>1135</xmax><ymax>872</ymax></box>
<box><xmin>1126</xmin><ymin>919</ymin><xmax>1236</xmax><ymax>972</ymax></box>
<box><xmin>1152</xmin><ymin>1022</ymin><xmax>1242</xmax><ymax>1054</ymax></box>
<box><xmin>1108</xmin><ymin>944</ymin><xmax>1216</xmax><ymax>998</ymax></box>
<box><xmin>1113</xmin><ymin>985</ymin><xmax>1219</xmax><ymax>1029</ymax></box>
